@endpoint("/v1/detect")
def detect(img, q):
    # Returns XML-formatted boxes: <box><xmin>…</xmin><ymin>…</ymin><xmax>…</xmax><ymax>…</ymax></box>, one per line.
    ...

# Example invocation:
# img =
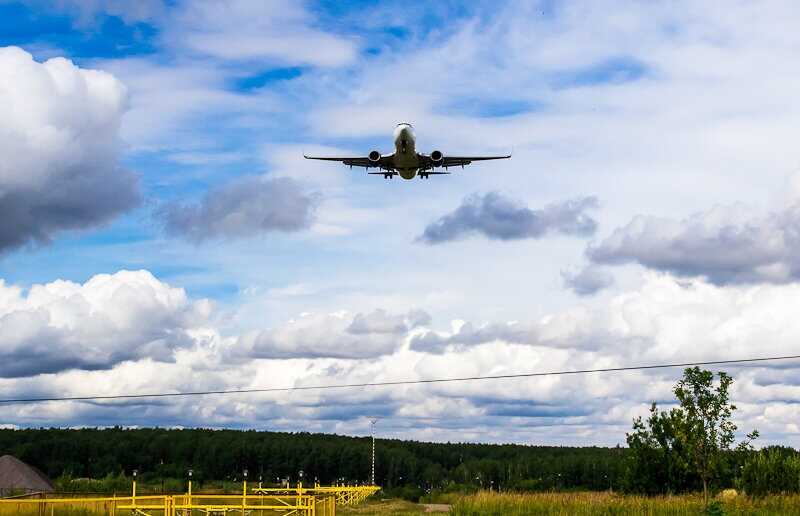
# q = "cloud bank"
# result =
<box><xmin>418</xmin><ymin>193</ymin><xmax>598</xmax><ymax>244</ymax></box>
<box><xmin>0</xmin><ymin>269</ymin><xmax>799</xmax><ymax>446</ymax></box>
<box><xmin>0</xmin><ymin>47</ymin><xmax>139</xmax><ymax>253</ymax></box>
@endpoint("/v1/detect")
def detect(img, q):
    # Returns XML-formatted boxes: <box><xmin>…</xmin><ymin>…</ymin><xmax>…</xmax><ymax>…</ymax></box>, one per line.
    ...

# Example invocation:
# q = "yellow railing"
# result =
<box><xmin>252</xmin><ymin>484</ymin><xmax>381</xmax><ymax>506</ymax></box>
<box><xmin>0</xmin><ymin>483</ymin><xmax>378</xmax><ymax>515</ymax></box>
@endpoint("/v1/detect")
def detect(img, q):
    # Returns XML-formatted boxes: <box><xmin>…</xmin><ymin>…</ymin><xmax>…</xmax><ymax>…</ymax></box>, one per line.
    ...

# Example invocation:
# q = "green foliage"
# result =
<box><xmin>674</xmin><ymin>368</ymin><xmax>758</xmax><ymax>506</ymax></box>
<box><xmin>0</xmin><ymin>427</ymin><xmax>628</xmax><ymax>498</ymax></box>
<box><xmin>623</xmin><ymin>403</ymin><xmax>696</xmax><ymax>494</ymax></box>
<box><xmin>623</xmin><ymin>367</ymin><xmax>759</xmax><ymax>503</ymax></box>
<box><xmin>740</xmin><ymin>446</ymin><xmax>800</xmax><ymax>497</ymax></box>
<box><xmin>706</xmin><ymin>500</ymin><xmax>724</xmax><ymax>515</ymax></box>
<box><xmin>54</xmin><ymin>472</ymin><xmax>131</xmax><ymax>494</ymax></box>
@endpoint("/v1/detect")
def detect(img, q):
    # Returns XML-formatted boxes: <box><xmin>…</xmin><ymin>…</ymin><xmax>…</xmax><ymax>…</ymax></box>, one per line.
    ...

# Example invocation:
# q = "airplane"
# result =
<box><xmin>303</xmin><ymin>123</ymin><xmax>511</xmax><ymax>180</ymax></box>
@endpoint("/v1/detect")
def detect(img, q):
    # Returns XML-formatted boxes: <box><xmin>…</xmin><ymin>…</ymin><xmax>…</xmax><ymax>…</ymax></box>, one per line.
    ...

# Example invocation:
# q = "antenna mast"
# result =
<box><xmin>369</xmin><ymin>418</ymin><xmax>379</xmax><ymax>485</ymax></box>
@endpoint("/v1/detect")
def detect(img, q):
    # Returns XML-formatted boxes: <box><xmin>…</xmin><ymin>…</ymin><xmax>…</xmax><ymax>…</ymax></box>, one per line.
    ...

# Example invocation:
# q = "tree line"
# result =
<box><xmin>0</xmin><ymin>426</ymin><xmax>627</xmax><ymax>495</ymax></box>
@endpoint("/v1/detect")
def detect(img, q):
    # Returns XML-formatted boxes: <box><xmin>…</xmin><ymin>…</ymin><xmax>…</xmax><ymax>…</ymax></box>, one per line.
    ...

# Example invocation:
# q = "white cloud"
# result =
<box><xmin>166</xmin><ymin>0</ymin><xmax>357</xmax><ymax>67</ymax></box>
<box><xmin>588</xmin><ymin>201</ymin><xmax>800</xmax><ymax>285</ymax></box>
<box><xmin>0</xmin><ymin>270</ymin><xmax>208</xmax><ymax>377</ymax></box>
<box><xmin>98</xmin><ymin>57</ymin><xmax>259</xmax><ymax>151</ymax></box>
<box><xmin>0</xmin><ymin>47</ymin><xmax>139</xmax><ymax>252</ymax></box>
<box><xmin>231</xmin><ymin>309</ymin><xmax>429</xmax><ymax>360</ymax></box>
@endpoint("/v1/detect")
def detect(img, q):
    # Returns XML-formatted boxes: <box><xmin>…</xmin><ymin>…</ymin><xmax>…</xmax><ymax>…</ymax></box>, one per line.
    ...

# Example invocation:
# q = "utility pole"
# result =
<box><xmin>370</xmin><ymin>418</ymin><xmax>379</xmax><ymax>486</ymax></box>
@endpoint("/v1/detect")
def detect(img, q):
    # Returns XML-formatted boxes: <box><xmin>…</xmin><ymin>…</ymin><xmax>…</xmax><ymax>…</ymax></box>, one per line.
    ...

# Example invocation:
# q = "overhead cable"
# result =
<box><xmin>1</xmin><ymin>354</ymin><xmax>799</xmax><ymax>405</ymax></box>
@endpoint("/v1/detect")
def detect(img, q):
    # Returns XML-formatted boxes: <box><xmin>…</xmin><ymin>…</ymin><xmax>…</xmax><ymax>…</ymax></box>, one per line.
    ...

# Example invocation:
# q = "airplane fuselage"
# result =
<box><xmin>393</xmin><ymin>123</ymin><xmax>419</xmax><ymax>180</ymax></box>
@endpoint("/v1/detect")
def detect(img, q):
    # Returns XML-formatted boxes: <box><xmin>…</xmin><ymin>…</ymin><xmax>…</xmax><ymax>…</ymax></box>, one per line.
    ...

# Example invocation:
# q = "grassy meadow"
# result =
<box><xmin>338</xmin><ymin>498</ymin><xmax>432</xmax><ymax>515</ymax></box>
<box><xmin>5</xmin><ymin>491</ymin><xmax>800</xmax><ymax>515</ymax></box>
<box><xmin>339</xmin><ymin>491</ymin><xmax>800</xmax><ymax>515</ymax></box>
<box><xmin>449</xmin><ymin>491</ymin><xmax>800</xmax><ymax>515</ymax></box>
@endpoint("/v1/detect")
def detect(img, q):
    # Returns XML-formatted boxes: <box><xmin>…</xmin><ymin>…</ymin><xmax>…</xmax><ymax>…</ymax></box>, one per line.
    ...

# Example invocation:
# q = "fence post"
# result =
<box><xmin>243</xmin><ymin>469</ymin><xmax>248</xmax><ymax>514</ymax></box>
<box><xmin>132</xmin><ymin>470</ymin><xmax>138</xmax><ymax>506</ymax></box>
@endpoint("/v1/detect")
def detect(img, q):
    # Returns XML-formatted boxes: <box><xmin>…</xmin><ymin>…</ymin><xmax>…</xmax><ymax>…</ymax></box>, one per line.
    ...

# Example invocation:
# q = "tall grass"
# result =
<box><xmin>450</xmin><ymin>491</ymin><xmax>800</xmax><ymax>515</ymax></box>
<box><xmin>0</xmin><ymin>505</ymin><xmax>103</xmax><ymax>515</ymax></box>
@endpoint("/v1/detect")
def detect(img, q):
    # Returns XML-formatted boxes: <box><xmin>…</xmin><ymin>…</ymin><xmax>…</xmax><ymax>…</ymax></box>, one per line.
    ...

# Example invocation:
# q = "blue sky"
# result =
<box><xmin>1</xmin><ymin>0</ymin><xmax>800</xmax><ymax>448</ymax></box>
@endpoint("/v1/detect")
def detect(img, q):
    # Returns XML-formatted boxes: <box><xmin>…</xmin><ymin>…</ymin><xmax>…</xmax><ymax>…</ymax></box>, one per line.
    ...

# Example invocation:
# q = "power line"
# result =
<box><xmin>1</xmin><ymin>354</ymin><xmax>799</xmax><ymax>406</ymax></box>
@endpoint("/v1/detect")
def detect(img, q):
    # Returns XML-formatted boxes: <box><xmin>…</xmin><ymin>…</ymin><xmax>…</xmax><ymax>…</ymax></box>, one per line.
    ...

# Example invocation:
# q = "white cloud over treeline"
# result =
<box><xmin>0</xmin><ymin>269</ymin><xmax>799</xmax><ymax>446</ymax></box>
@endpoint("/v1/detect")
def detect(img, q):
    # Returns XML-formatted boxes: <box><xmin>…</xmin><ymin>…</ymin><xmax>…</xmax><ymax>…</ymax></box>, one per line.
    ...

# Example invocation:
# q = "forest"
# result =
<box><xmin>0</xmin><ymin>426</ymin><xmax>797</xmax><ymax>500</ymax></box>
<box><xmin>0</xmin><ymin>426</ymin><xmax>627</xmax><ymax>494</ymax></box>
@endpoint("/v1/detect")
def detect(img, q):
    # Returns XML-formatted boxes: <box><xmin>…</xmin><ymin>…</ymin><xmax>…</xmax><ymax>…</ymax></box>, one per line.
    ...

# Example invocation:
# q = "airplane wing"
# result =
<box><xmin>419</xmin><ymin>153</ymin><xmax>511</xmax><ymax>170</ymax></box>
<box><xmin>303</xmin><ymin>154</ymin><xmax>394</xmax><ymax>169</ymax></box>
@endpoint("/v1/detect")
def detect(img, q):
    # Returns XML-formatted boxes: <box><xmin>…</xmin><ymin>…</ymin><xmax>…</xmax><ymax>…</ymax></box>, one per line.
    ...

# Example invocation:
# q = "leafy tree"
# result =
<box><xmin>674</xmin><ymin>368</ymin><xmax>758</xmax><ymax>509</ymax></box>
<box><xmin>624</xmin><ymin>403</ymin><xmax>694</xmax><ymax>494</ymax></box>
<box><xmin>624</xmin><ymin>368</ymin><xmax>758</xmax><ymax>508</ymax></box>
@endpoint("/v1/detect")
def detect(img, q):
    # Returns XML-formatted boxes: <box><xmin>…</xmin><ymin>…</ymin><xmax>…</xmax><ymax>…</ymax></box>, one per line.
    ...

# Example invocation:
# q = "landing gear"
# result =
<box><xmin>384</xmin><ymin>173</ymin><xmax>393</xmax><ymax>179</ymax></box>
<box><xmin>419</xmin><ymin>172</ymin><xmax>429</xmax><ymax>179</ymax></box>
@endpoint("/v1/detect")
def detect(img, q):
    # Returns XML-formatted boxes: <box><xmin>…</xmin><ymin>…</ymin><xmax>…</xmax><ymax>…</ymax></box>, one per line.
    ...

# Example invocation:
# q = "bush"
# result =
<box><xmin>54</xmin><ymin>472</ymin><xmax>131</xmax><ymax>494</ymax></box>
<box><xmin>740</xmin><ymin>448</ymin><xmax>800</xmax><ymax>497</ymax></box>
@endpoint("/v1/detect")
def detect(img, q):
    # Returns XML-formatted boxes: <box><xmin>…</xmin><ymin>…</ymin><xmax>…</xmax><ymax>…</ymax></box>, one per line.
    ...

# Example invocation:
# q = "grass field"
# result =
<box><xmin>5</xmin><ymin>492</ymin><xmax>800</xmax><ymax>515</ymax></box>
<box><xmin>338</xmin><ymin>498</ymin><xmax>430</xmax><ymax>515</ymax></box>
<box><xmin>449</xmin><ymin>491</ymin><xmax>800</xmax><ymax>515</ymax></box>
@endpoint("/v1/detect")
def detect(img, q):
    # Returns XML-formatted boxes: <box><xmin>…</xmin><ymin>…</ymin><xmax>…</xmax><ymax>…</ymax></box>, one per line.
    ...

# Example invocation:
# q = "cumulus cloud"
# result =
<box><xmin>410</xmin><ymin>321</ymin><xmax>537</xmax><ymax>355</ymax></box>
<box><xmin>232</xmin><ymin>309</ymin><xmax>430</xmax><ymax>360</ymax></box>
<box><xmin>0</xmin><ymin>270</ymin><xmax>208</xmax><ymax>378</ymax></box>
<box><xmin>418</xmin><ymin>193</ymin><xmax>598</xmax><ymax>244</ymax></box>
<box><xmin>160</xmin><ymin>176</ymin><xmax>317</xmax><ymax>242</ymax></box>
<box><xmin>588</xmin><ymin>203</ymin><xmax>800</xmax><ymax>285</ymax></box>
<box><xmin>0</xmin><ymin>47</ymin><xmax>140</xmax><ymax>253</ymax></box>
<box><xmin>561</xmin><ymin>265</ymin><xmax>615</xmax><ymax>295</ymax></box>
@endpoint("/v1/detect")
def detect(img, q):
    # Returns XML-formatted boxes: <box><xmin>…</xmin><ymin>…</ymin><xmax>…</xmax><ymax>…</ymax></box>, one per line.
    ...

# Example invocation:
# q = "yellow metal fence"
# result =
<box><xmin>0</xmin><ymin>485</ymin><xmax>378</xmax><ymax>515</ymax></box>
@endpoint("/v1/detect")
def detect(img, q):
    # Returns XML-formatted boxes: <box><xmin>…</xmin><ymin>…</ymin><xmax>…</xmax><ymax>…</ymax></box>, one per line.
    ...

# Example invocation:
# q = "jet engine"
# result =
<box><xmin>430</xmin><ymin>150</ymin><xmax>444</xmax><ymax>164</ymax></box>
<box><xmin>368</xmin><ymin>150</ymin><xmax>381</xmax><ymax>163</ymax></box>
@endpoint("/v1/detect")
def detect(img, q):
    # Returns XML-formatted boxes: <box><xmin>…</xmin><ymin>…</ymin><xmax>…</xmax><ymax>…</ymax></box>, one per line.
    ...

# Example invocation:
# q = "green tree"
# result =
<box><xmin>673</xmin><ymin>368</ymin><xmax>758</xmax><ymax>509</ymax></box>
<box><xmin>623</xmin><ymin>368</ymin><xmax>759</xmax><ymax>508</ymax></box>
<box><xmin>739</xmin><ymin>446</ymin><xmax>800</xmax><ymax>497</ymax></box>
<box><xmin>624</xmin><ymin>403</ymin><xmax>694</xmax><ymax>494</ymax></box>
